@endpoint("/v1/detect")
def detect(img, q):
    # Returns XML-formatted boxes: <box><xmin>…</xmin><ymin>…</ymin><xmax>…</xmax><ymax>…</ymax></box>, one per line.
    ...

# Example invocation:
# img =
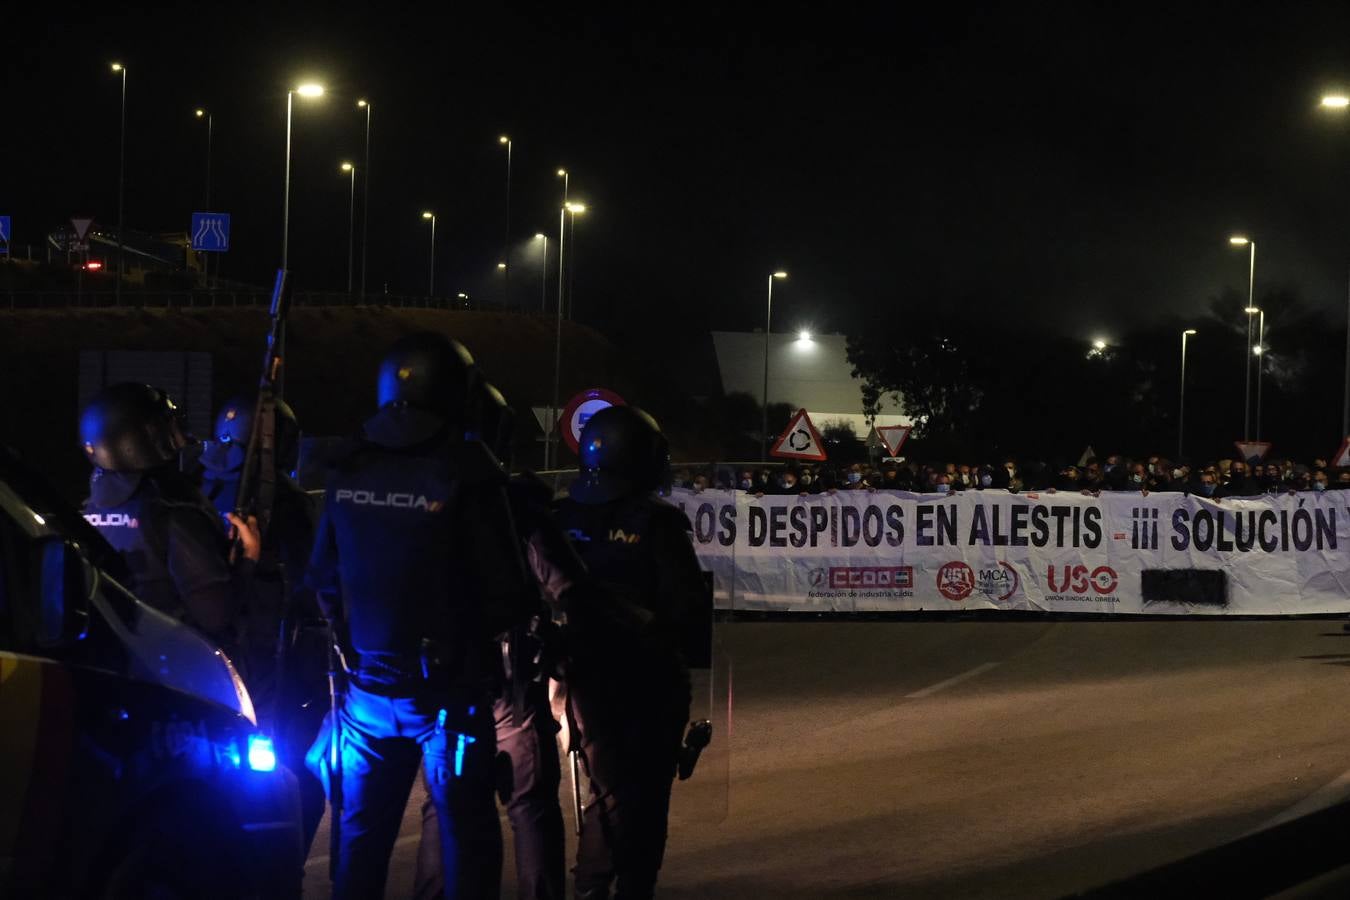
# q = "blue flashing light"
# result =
<box><xmin>246</xmin><ymin>734</ymin><xmax>277</xmax><ymax>772</ymax></box>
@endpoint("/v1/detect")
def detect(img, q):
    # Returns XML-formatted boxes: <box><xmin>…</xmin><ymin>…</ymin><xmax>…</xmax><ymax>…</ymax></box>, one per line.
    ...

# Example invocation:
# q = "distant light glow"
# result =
<box><xmin>1322</xmin><ymin>95</ymin><xmax>1350</xmax><ymax>109</ymax></box>
<box><xmin>340</xmin><ymin>161</ymin><xmax>354</xmax><ymax>172</ymax></box>
<box><xmin>1253</xmin><ymin>345</ymin><xmax>1264</xmax><ymax>356</ymax></box>
<box><xmin>295</xmin><ymin>83</ymin><xmax>324</xmax><ymax>98</ymax></box>
<box><xmin>534</xmin><ymin>232</ymin><xmax>546</xmax><ymax>239</ymax></box>
<box><xmin>1092</xmin><ymin>339</ymin><xmax>1107</xmax><ymax>350</ymax></box>
<box><xmin>1244</xmin><ymin>306</ymin><xmax>1260</xmax><ymax>314</ymax></box>
<box><xmin>556</xmin><ymin>168</ymin><xmax>567</xmax><ymax>176</ymax></box>
<box><xmin>773</xmin><ymin>271</ymin><xmax>788</xmax><ymax>279</ymax></box>
<box><xmin>85</xmin><ymin>261</ymin><xmax>103</xmax><ymax>271</ymax></box>
<box><xmin>499</xmin><ymin>135</ymin><xmax>510</xmax><ymax>144</ymax></box>
<box><xmin>357</xmin><ymin>99</ymin><xmax>368</xmax><ymax>108</ymax></box>
<box><xmin>195</xmin><ymin>108</ymin><xmax>205</xmax><ymax>118</ymax></box>
<box><xmin>457</xmin><ymin>292</ymin><xmax>469</xmax><ymax>298</ymax></box>
<box><xmin>496</xmin><ymin>262</ymin><xmax>507</xmax><ymax>270</ymax></box>
<box><xmin>246</xmin><ymin>734</ymin><xmax>277</xmax><ymax>772</ymax></box>
<box><xmin>422</xmin><ymin>211</ymin><xmax>434</xmax><ymax>219</ymax></box>
<box><xmin>798</xmin><ymin>330</ymin><xmax>813</xmax><ymax>342</ymax></box>
<box><xmin>1229</xmin><ymin>236</ymin><xmax>1250</xmax><ymax>246</ymax></box>
<box><xmin>1183</xmin><ymin>329</ymin><xmax>1197</xmax><ymax>336</ymax></box>
<box><xmin>111</xmin><ymin>63</ymin><xmax>123</xmax><ymax>72</ymax></box>
<box><xmin>33</xmin><ymin>512</ymin><xmax>46</xmax><ymax>526</ymax></box>
<box><xmin>565</xmin><ymin>202</ymin><xmax>587</xmax><ymax>213</ymax></box>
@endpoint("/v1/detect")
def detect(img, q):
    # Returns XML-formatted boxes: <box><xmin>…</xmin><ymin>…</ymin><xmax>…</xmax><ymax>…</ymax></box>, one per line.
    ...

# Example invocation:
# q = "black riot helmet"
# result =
<box><xmin>468</xmin><ymin>377</ymin><xmax>516</xmax><ymax>466</ymax></box>
<box><xmin>199</xmin><ymin>395</ymin><xmax>301</xmax><ymax>476</ymax></box>
<box><xmin>376</xmin><ymin>332</ymin><xmax>477</xmax><ymax>424</ymax></box>
<box><xmin>79</xmin><ymin>383</ymin><xmax>192</xmax><ymax>472</ymax></box>
<box><xmin>569</xmin><ymin>405</ymin><xmax>670</xmax><ymax>504</ymax></box>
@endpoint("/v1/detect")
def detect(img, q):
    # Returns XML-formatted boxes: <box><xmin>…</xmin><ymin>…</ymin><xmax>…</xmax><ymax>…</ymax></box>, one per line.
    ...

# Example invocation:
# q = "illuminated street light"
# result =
<box><xmin>798</xmin><ymin>330</ymin><xmax>813</xmax><ymax>342</ymax></box>
<box><xmin>762</xmin><ymin>271</ymin><xmax>789</xmax><ymax>460</ymax></box>
<box><xmin>421</xmin><ymin>211</ymin><xmax>436</xmax><ymax>296</ymax></box>
<box><xmin>1322</xmin><ymin>94</ymin><xmax>1350</xmax><ymax>109</ymax></box>
<box><xmin>1179</xmin><ymin>329</ymin><xmax>1198</xmax><ymax>459</ymax></box>
<box><xmin>282</xmin><ymin>81</ymin><xmax>326</xmax><ymax>270</ymax></box>
<box><xmin>547</xmin><ymin>202</ymin><xmax>589</xmax><ymax>468</ymax></box>
<box><xmin>340</xmin><ymin>162</ymin><xmax>357</xmax><ymax>292</ymax></box>
<box><xmin>1229</xmin><ymin>236</ymin><xmax>1257</xmax><ymax>440</ymax></box>
<box><xmin>499</xmin><ymin>136</ymin><xmax>513</xmax><ymax>292</ymax></box>
<box><xmin>357</xmin><ymin>98</ymin><xmax>373</xmax><ymax>299</ymax></box>
<box><xmin>111</xmin><ymin>62</ymin><xmax>127</xmax><ymax>304</ymax></box>
<box><xmin>534</xmin><ymin>233</ymin><xmax>549</xmax><ymax>312</ymax></box>
<box><xmin>497</xmin><ymin>262</ymin><xmax>507</xmax><ymax>270</ymax></box>
<box><xmin>1092</xmin><ymin>339</ymin><xmax>1107</xmax><ymax>351</ymax></box>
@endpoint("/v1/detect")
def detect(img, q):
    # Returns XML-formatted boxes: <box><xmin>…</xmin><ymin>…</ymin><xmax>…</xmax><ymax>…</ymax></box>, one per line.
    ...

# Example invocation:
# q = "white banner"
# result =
<box><xmin>669</xmin><ymin>487</ymin><xmax>1350</xmax><ymax>615</ymax></box>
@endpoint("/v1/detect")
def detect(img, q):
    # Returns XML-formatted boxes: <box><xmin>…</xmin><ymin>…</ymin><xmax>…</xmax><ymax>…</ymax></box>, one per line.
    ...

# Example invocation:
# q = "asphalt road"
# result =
<box><xmin>302</xmin><ymin>619</ymin><xmax>1350</xmax><ymax>898</ymax></box>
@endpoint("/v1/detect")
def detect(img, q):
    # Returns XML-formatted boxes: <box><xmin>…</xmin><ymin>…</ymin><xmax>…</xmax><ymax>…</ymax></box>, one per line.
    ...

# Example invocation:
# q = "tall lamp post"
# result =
<box><xmin>499</xmin><ymin>136</ymin><xmax>512</xmax><ymax>275</ymax></box>
<box><xmin>1229</xmin><ymin>236</ymin><xmax>1256</xmax><ymax>440</ymax></box>
<box><xmin>761</xmin><ymin>271</ymin><xmax>789</xmax><ymax>461</ymax></box>
<box><xmin>282</xmin><ymin>82</ymin><xmax>325</xmax><ymax>271</ymax></box>
<box><xmin>1318</xmin><ymin>94</ymin><xmax>1350</xmax><ymax>437</ymax></box>
<box><xmin>194</xmin><ymin>108</ymin><xmax>213</xmax><ymax>207</ymax></box>
<box><xmin>111</xmin><ymin>63</ymin><xmax>127</xmax><ymax>304</ymax></box>
<box><xmin>534</xmin><ymin>233</ymin><xmax>549</xmax><ymax>312</ymax></box>
<box><xmin>357</xmin><ymin>99</ymin><xmax>372</xmax><ymax>300</ymax></box>
<box><xmin>340</xmin><ymin>163</ymin><xmax>357</xmax><ymax>293</ymax></box>
<box><xmin>1254</xmin><ymin>308</ymin><xmax>1266</xmax><ymax>442</ymax></box>
<box><xmin>421</xmin><ymin>211</ymin><xmax>436</xmax><ymax>297</ymax></box>
<box><xmin>547</xmin><ymin>202</ymin><xmax>587</xmax><ymax>469</ymax></box>
<box><xmin>1179</xmin><ymin>329</ymin><xmax>1197</xmax><ymax>459</ymax></box>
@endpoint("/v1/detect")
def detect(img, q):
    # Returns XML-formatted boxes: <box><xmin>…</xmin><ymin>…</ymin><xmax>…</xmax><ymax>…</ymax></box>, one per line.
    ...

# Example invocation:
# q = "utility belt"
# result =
<box><xmin>348</xmin><ymin>638</ymin><xmax>489</xmax><ymax>696</ymax></box>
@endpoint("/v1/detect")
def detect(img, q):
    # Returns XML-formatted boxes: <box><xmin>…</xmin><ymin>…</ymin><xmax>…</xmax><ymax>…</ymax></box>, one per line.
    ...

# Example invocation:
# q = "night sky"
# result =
<box><xmin>8</xmin><ymin>3</ymin><xmax>1350</xmax><ymax>342</ymax></box>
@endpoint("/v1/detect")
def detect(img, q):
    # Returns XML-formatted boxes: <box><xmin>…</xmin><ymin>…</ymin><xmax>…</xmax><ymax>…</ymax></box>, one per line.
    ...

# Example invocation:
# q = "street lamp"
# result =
<box><xmin>421</xmin><ymin>211</ymin><xmax>436</xmax><ymax>296</ymax></box>
<box><xmin>111</xmin><ymin>63</ymin><xmax>127</xmax><ymax>304</ymax></box>
<box><xmin>547</xmin><ymin>202</ymin><xmax>587</xmax><ymax>469</ymax></box>
<box><xmin>534</xmin><ymin>233</ymin><xmax>549</xmax><ymax>312</ymax></box>
<box><xmin>499</xmin><ymin>136</ymin><xmax>512</xmax><ymax>277</ymax></box>
<box><xmin>1179</xmin><ymin>329</ymin><xmax>1197</xmax><ymax>459</ymax></box>
<box><xmin>1254</xmin><ymin>308</ymin><xmax>1267</xmax><ymax>441</ymax></box>
<box><xmin>194</xmin><ymin>108</ymin><xmax>213</xmax><ymax>207</ymax></box>
<box><xmin>357</xmin><ymin>99</ymin><xmax>373</xmax><ymax>300</ymax></box>
<box><xmin>340</xmin><ymin>163</ymin><xmax>356</xmax><ymax>293</ymax></box>
<box><xmin>1092</xmin><ymin>339</ymin><xmax>1107</xmax><ymax>351</ymax></box>
<box><xmin>1317</xmin><ymin>95</ymin><xmax>1350</xmax><ymax>437</ymax></box>
<box><xmin>282</xmin><ymin>82</ymin><xmax>325</xmax><ymax>271</ymax></box>
<box><xmin>761</xmin><ymin>271</ymin><xmax>789</xmax><ymax>460</ymax></box>
<box><xmin>1229</xmin><ymin>235</ymin><xmax>1256</xmax><ymax>440</ymax></box>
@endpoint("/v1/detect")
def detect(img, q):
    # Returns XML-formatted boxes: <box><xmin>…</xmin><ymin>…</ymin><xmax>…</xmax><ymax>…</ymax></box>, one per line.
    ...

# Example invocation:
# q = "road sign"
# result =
<box><xmin>771</xmin><ymin>408</ymin><xmax>827</xmax><ymax>461</ymax></box>
<box><xmin>190</xmin><ymin>212</ymin><xmax>230</xmax><ymax>252</ymax></box>
<box><xmin>0</xmin><ymin>215</ymin><xmax>10</xmax><ymax>253</ymax></box>
<box><xmin>1333</xmin><ymin>437</ymin><xmax>1350</xmax><ymax>468</ymax></box>
<box><xmin>1234</xmin><ymin>440</ymin><xmax>1272</xmax><ymax>462</ymax></box>
<box><xmin>559</xmin><ymin>387</ymin><xmax>626</xmax><ymax>454</ymax></box>
<box><xmin>70</xmin><ymin>217</ymin><xmax>94</xmax><ymax>241</ymax></box>
<box><xmin>875</xmin><ymin>424</ymin><xmax>911</xmax><ymax>458</ymax></box>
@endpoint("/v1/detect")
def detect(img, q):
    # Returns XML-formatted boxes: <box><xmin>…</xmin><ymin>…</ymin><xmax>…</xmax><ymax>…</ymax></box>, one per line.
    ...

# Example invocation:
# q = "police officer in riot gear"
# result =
<box><xmin>200</xmin><ymin>395</ymin><xmax>327</xmax><ymax>855</ymax></box>
<box><xmin>415</xmin><ymin>378</ymin><xmax>567</xmax><ymax>900</ymax></box>
<box><xmin>80</xmin><ymin>382</ymin><xmax>260</xmax><ymax>651</ymax></box>
<box><xmin>306</xmin><ymin>332</ymin><xmax>539</xmax><ymax>900</ymax></box>
<box><xmin>546</xmin><ymin>405</ymin><xmax>705</xmax><ymax>900</ymax></box>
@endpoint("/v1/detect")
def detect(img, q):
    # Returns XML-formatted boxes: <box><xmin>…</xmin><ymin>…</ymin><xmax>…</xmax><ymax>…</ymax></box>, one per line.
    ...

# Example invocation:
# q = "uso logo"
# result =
<box><xmin>1046</xmin><ymin>564</ymin><xmax>1119</xmax><ymax>595</ymax></box>
<box><xmin>937</xmin><ymin>561</ymin><xmax>975</xmax><ymax>601</ymax></box>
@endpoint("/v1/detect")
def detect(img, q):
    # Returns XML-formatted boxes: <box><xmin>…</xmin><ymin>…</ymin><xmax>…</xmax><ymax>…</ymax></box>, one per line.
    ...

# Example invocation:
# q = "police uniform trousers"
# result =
<box><xmin>571</xmin><ymin>665</ymin><xmax>690</xmax><ymax>900</ymax></box>
<box><xmin>415</xmin><ymin>681</ymin><xmax>566</xmax><ymax>900</ymax></box>
<box><xmin>314</xmin><ymin>674</ymin><xmax>500</xmax><ymax>900</ymax></box>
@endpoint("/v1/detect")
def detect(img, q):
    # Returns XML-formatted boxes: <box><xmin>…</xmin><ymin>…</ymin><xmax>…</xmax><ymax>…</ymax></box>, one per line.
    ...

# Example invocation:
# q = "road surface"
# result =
<box><xmin>303</xmin><ymin>619</ymin><xmax>1350</xmax><ymax>898</ymax></box>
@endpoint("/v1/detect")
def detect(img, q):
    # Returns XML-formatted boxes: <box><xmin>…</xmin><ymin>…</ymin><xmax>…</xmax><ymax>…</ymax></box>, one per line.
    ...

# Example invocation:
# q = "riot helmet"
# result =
<box><xmin>376</xmin><ymin>332</ymin><xmax>477</xmax><ymax>425</ymax></box>
<box><xmin>569</xmin><ymin>405</ymin><xmax>670</xmax><ymax>504</ymax></box>
<box><xmin>199</xmin><ymin>395</ymin><xmax>300</xmax><ymax>475</ymax></box>
<box><xmin>79</xmin><ymin>383</ymin><xmax>191</xmax><ymax>472</ymax></box>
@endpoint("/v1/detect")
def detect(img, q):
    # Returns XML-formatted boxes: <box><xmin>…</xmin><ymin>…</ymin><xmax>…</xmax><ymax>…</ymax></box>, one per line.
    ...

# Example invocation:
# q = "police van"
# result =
<box><xmin>0</xmin><ymin>449</ymin><xmax>303</xmax><ymax>898</ymax></box>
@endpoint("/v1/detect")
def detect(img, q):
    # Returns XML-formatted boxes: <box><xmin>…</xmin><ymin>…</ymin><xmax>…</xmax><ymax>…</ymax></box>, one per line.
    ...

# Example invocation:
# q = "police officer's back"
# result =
<box><xmin>80</xmin><ymin>383</ymin><xmax>258</xmax><ymax>650</ymax></box>
<box><xmin>552</xmin><ymin>406</ymin><xmax>703</xmax><ymax>900</ymax></box>
<box><xmin>306</xmin><ymin>333</ymin><xmax>537</xmax><ymax>900</ymax></box>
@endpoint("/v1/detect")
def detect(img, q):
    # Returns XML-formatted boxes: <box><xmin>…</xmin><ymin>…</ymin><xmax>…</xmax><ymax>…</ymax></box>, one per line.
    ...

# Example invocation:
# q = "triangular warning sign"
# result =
<box><xmin>770</xmin><ymin>408</ymin><xmax>827</xmax><ymax>461</ymax></box>
<box><xmin>1077</xmin><ymin>445</ymin><xmax>1096</xmax><ymax>467</ymax></box>
<box><xmin>1234</xmin><ymin>440</ymin><xmax>1272</xmax><ymax>462</ymax></box>
<box><xmin>875</xmin><ymin>424</ymin><xmax>911</xmax><ymax>457</ymax></box>
<box><xmin>70</xmin><ymin>217</ymin><xmax>94</xmax><ymax>240</ymax></box>
<box><xmin>1332</xmin><ymin>437</ymin><xmax>1350</xmax><ymax>468</ymax></box>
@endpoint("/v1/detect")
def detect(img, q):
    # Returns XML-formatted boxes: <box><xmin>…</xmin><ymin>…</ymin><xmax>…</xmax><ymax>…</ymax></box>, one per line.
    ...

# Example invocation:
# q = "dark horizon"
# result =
<box><xmin>7</xmin><ymin>4</ymin><xmax>1350</xmax><ymax>342</ymax></box>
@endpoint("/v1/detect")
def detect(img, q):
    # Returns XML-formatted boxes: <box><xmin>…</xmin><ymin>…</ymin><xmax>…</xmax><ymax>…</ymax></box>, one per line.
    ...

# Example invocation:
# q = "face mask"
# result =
<box><xmin>847</xmin><ymin>472</ymin><xmax>862</xmax><ymax>484</ymax></box>
<box><xmin>1131</xmin><ymin>474</ymin><xmax>1143</xmax><ymax>484</ymax></box>
<box><xmin>1314</xmin><ymin>482</ymin><xmax>1327</xmax><ymax>492</ymax></box>
<box><xmin>739</xmin><ymin>479</ymin><xmax>752</xmax><ymax>490</ymax></box>
<box><xmin>1200</xmin><ymin>484</ymin><xmax>1216</xmax><ymax>496</ymax></box>
<box><xmin>980</xmin><ymin>474</ymin><xmax>992</xmax><ymax>487</ymax></box>
<box><xmin>935</xmin><ymin>483</ymin><xmax>951</xmax><ymax>494</ymax></box>
<box><xmin>1172</xmin><ymin>469</ymin><xmax>1184</xmax><ymax>479</ymax></box>
<box><xmin>801</xmin><ymin>474</ymin><xmax>813</xmax><ymax>485</ymax></box>
<box><xmin>782</xmin><ymin>479</ymin><xmax>796</xmax><ymax>489</ymax></box>
<box><xmin>1147</xmin><ymin>464</ymin><xmax>1156</xmax><ymax>475</ymax></box>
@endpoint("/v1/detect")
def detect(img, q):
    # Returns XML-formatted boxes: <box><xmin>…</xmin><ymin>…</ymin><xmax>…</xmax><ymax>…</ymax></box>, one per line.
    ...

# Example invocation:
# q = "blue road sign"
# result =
<box><xmin>0</xmin><ymin>216</ymin><xmax>10</xmax><ymax>251</ymax></box>
<box><xmin>190</xmin><ymin>212</ymin><xmax>230</xmax><ymax>252</ymax></box>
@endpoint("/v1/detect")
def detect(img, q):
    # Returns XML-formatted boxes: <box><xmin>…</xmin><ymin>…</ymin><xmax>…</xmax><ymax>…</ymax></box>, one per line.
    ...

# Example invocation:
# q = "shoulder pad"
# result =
<box><xmin>452</xmin><ymin>440</ymin><xmax>508</xmax><ymax>487</ymax></box>
<box><xmin>647</xmin><ymin>496</ymin><xmax>694</xmax><ymax>533</ymax></box>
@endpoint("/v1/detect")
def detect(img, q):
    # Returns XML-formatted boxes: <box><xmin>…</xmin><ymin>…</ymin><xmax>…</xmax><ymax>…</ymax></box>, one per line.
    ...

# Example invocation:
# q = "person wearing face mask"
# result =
<box><xmin>972</xmin><ymin>466</ymin><xmax>996</xmax><ymax>490</ymax></box>
<box><xmin>1115</xmin><ymin>462</ymin><xmax>1148</xmax><ymax>492</ymax></box>
<box><xmin>1220</xmin><ymin>460</ymin><xmax>1259</xmax><ymax>498</ymax></box>
<box><xmin>1171</xmin><ymin>463</ymin><xmax>1190</xmax><ymax>489</ymax></box>
<box><xmin>842</xmin><ymin>464</ymin><xmax>865</xmax><ymax>489</ymax></box>
<box><xmin>737</xmin><ymin>469</ymin><xmax>755</xmax><ymax>492</ymax></box>
<box><xmin>932</xmin><ymin>473</ymin><xmax>953</xmax><ymax>495</ymax></box>
<box><xmin>1192</xmin><ymin>471</ymin><xmax>1219</xmax><ymax>498</ymax></box>
<box><xmin>1309</xmin><ymin>469</ymin><xmax>1330</xmax><ymax>493</ymax></box>
<box><xmin>772</xmin><ymin>466</ymin><xmax>805</xmax><ymax>495</ymax></box>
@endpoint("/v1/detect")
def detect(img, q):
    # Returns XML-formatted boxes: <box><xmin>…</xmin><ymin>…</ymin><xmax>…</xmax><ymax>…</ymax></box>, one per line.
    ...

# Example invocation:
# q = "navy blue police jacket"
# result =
<box><xmin>306</xmin><ymin>406</ymin><xmax>536</xmax><ymax>683</ymax></box>
<box><xmin>83</xmin><ymin>465</ymin><xmax>247</xmax><ymax>644</ymax></box>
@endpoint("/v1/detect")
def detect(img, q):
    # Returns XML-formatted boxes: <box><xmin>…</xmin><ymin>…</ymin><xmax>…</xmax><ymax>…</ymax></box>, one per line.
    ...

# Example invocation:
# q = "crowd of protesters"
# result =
<box><xmin>671</xmin><ymin>454</ymin><xmax>1350</xmax><ymax>498</ymax></box>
